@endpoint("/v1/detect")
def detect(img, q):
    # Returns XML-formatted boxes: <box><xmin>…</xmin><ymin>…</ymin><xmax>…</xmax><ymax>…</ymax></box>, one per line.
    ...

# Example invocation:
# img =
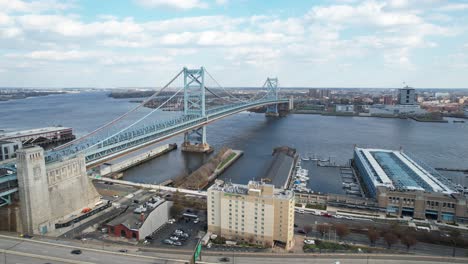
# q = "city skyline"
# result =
<box><xmin>1</xmin><ymin>0</ymin><xmax>468</xmax><ymax>88</ymax></box>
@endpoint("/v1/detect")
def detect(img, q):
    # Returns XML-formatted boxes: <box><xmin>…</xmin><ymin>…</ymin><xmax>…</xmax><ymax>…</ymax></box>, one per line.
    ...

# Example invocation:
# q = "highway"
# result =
<box><xmin>1</xmin><ymin>234</ymin><xmax>467</xmax><ymax>264</ymax></box>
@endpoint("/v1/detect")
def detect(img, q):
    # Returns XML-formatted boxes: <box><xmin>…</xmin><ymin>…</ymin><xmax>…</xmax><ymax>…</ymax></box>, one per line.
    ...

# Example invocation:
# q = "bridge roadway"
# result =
<box><xmin>0</xmin><ymin>234</ymin><xmax>466</xmax><ymax>264</ymax></box>
<box><xmin>44</xmin><ymin>98</ymin><xmax>288</xmax><ymax>168</ymax></box>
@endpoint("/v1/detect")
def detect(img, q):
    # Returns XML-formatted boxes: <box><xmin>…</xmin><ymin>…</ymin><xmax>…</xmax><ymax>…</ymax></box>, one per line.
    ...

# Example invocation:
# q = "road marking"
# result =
<box><xmin>0</xmin><ymin>248</ymin><xmax>94</xmax><ymax>264</ymax></box>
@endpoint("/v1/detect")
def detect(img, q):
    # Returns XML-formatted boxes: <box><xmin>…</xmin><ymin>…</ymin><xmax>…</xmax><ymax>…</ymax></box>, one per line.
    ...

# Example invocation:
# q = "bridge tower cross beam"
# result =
<box><xmin>181</xmin><ymin>67</ymin><xmax>212</xmax><ymax>153</ymax></box>
<box><xmin>265</xmin><ymin>77</ymin><xmax>280</xmax><ymax>117</ymax></box>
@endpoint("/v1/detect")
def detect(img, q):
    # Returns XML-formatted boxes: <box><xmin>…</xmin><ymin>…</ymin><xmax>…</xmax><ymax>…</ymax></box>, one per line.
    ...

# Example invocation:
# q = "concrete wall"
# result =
<box><xmin>139</xmin><ymin>200</ymin><xmax>172</xmax><ymax>240</ymax></box>
<box><xmin>100</xmin><ymin>144</ymin><xmax>174</xmax><ymax>176</ymax></box>
<box><xmin>16</xmin><ymin>146</ymin><xmax>99</xmax><ymax>235</ymax></box>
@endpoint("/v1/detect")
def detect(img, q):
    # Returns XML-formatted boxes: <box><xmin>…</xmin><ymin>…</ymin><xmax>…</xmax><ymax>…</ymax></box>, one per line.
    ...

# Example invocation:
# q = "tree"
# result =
<box><xmin>449</xmin><ymin>229</ymin><xmax>462</xmax><ymax>257</ymax></box>
<box><xmin>400</xmin><ymin>234</ymin><xmax>417</xmax><ymax>251</ymax></box>
<box><xmin>367</xmin><ymin>228</ymin><xmax>380</xmax><ymax>246</ymax></box>
<box><xmin>383</xmin><ymin>232</ymin><xmax>398</xmax><ymax>249</ymax></box>
<box><xmin>335</xmin><ymin>224</ymin><xmax>350</xmax><ymax>240</ymax></box>
<box><xmin>316</xmin><ymin>224</ymin><xmax>329</xmax><ymax>238</ymax></box>
<box><xmin>170</xmin><ymin>203</ymin><xmax>184</xmax><ymax>218</ymax></box>
<box><xmin>303</xmin><ymin>225</ymin><xmax>313</xmax><ymax>237</ymax></box>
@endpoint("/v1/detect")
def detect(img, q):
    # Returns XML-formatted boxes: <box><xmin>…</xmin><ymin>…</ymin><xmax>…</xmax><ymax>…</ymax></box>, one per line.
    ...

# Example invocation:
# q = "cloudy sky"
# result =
<box><xmin>1</xmin><ymin>0</ymin><xmax>468</xmax><ymax>88</ymax></box>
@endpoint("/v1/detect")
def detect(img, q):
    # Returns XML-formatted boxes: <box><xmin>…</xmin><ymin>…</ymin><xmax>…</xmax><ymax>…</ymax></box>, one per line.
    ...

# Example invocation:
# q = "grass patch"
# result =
<box><xmin>217</xmin><ymin>152</ymin><xmax>237</xmax><ymax>170</ymax></box>
<box><xmin>305</xmin><ymin>203</ymin><xmax>326</xmax><ymax>210</ymax></box>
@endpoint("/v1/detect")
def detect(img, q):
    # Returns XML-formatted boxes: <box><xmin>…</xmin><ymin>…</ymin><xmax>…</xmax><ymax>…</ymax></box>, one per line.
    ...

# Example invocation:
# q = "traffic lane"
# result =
<box><xmin>0</xmin><ymin>237</ymin><xmax>187</xmax><ymax>264</ymax></box>
<box><xmin>2</xmin><ymin>252</ymin><xmax>69</xmax><ymax>264</ymax></box>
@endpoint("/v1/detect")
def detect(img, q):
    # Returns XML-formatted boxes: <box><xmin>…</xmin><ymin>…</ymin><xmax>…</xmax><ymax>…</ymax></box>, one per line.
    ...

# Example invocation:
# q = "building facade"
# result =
<box><xmin>0</xmin><ymin>140</ymin><xmax>22</xmax><ymax>161</ymax></box>
<box><xmin>398</xmin><ymin>86</ymin><xmax>417</xmax><ymax>105</ymax></box>
<box><xmin>16</xmin><ymin>146</ymin><xmax>99</xmax><ymax>234</ymax></box>
<box><xmin>208</xmin><ymin>180</ymin><xmax>295</xmax><ymax>249</ymax></box>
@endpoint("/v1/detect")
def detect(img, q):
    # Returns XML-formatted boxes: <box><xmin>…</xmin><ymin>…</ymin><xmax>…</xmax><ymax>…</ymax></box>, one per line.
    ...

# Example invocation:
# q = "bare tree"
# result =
<box><xmin>334</xmin><ymin>224</ymin><xmax>350</xmax><ymax>240</ymax></box>
<box><xmin>384</xmin><ymin>232</ymin><xmax>398</xmax><ymax>249</ymax></box>
<box><xmin>367</xmin><ymin>228</ymin><xmax>380</xmax><ymax>246</ymax></box>
<box><xmin>316</xmin><ymin>224</ymin><xmax>329</xmax><ymax>238</ymax></box>
<box><xmin>303</xmin><ymin>224</ymin><xmax>313</xmax><ymax>237</ymax></box>
<box><xmin>449</xmin><ymin>229</ymin><xmax>461</xmax><ymax>257</ymax></box>
<box><xmin>400</xmin><ymin>234</ymin><xmax>417</xmax><ymax>251</ymax></box>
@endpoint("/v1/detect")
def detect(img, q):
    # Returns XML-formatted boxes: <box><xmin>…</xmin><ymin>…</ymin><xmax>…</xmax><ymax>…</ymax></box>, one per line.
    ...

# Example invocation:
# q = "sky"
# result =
<box><xmin>0</xmin><ymin>0</ymin><xmax>468</xmax><ymax>88</ymax></box>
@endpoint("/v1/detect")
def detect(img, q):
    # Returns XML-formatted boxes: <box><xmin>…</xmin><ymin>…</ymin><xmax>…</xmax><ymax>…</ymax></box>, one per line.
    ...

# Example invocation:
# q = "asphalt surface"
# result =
<box><xmin>1</xmin><ymin>234</ymin><xmax>467</xmax><ymax>264</ymax></box>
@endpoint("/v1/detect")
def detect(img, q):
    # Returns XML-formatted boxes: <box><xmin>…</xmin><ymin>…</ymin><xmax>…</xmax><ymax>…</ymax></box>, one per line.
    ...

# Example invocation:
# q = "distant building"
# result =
<box><xmin>335</xmin><ymin>104</ymin><xmax>354</xmax><ymax>113</ymax></box>
<box><xmin>369</xmin><ymin>104</ymin><xmax>426</xmax><ymax>116</ymax></box>
<box><xmin>0</xmin><ymin>140</ymin><xmax>22</xmax><ymax>161</ymax></box>
<box><xmin>106</xmin><ymin>197</ymin><xmax>171</xmax><ymax>240</ymax></box>
<box><xmin>464</xmin><ymin>106</ymin><xmax>468</xmax><ymax>117</ymax></box>
<box><xmin>397</xmin><ymin>86</ymin><xmax>417</xmax><ymax>105</ymax></box>
<box><xmin>383</xmin><ymin>95</ymin><xmax>393</xmax><ymax>105</ymax></box>
<box><xmin>308</xmin><ymin>89</ymin><xmax>318</xmax><ymax>98</ymax></box>
<box><xmin>208</xmin><ymin>180</ymin><xmax>295</xmax><ymax>249</ymax></box>
<box><xmin>0</xmin><ymin>127</ymin><xmax>75</xmax><ymax>149</ymax></box>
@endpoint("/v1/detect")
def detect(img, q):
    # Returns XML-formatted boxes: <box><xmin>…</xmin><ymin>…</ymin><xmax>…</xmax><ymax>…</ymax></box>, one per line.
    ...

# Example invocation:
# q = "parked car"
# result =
<box><xmin>169</xmin><ymin>236</ymin><xmax>179</xmax><ymax>241</ymax></box>
<box><xmin>163</xmin><ymin>239</ymin><xmax>174</xmax><ymax>245</ymax></box>
<box><xmin>193</xmin><ymin>218</ymin><xmax>199</xmax><ymax>224</ymax></box>
<box><xmin>145</xmin><ymin>236</ymin><xmax>153</xmax><ymax>240</ymax></box>
<box><xmin>173</xmin><ymin>241</ymin><xmax>182</xmax><ymax>246</ymax></box>
<box><xmin>297</xmin><ymin>230</ymin><xmax>306</xmax><ymax>235</ymax></box>
<box><xmin>70</xmin><ymin>249</ymin><xmax>82</xmax><ymax>255</ymax></box>
<box><xmin>167</xmin><ymin>218</ymin><xmax>176</xmax><ymax>224</ymax></box>
<box><xmin>118</xmin><ymin>249</ymin><xmax>128</xmax><ymax>253</ymax></box>
<box><xmin>219</xmin><ymin>257</ymin><xmax>230</xmax><ymax>262</ymax></box>
<box><xmin>174</xmin><ymin>229</ymin><xmax>184</xmax><ymax>235</ymax></box>
<box><xmin>304</xmin><ymin>239</ymin><xmax>315</xmax><ymax>245</ymax></box>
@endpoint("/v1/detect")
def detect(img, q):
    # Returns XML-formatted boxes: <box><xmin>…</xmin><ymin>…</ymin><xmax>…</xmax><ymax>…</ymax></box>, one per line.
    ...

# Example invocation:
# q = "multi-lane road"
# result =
<box><xmin>1</xmin><ymin>233</ymin><xmax>468</xmax><ymax>264</ymax></box>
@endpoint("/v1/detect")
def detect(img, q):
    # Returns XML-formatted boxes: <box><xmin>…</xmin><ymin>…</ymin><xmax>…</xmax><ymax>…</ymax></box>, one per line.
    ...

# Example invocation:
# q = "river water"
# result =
<box><xmin>2</xmin><ymin>91</ymin><xmax>467</xmax><ymax>190</ymax></box>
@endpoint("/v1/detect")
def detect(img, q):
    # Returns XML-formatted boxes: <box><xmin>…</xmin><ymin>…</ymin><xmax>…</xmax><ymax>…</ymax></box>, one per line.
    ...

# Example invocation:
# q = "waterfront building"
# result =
<box><xmin>0</xmin><ymin>127</ymin><xmax>75</xmax><ymax>149</ymax></box>
<box><xmin>353</xmin><ymin>147</ymin><xmax>467</xmax><ymax>223</ymax></box>
<box><xmin>0</xmin><ymin>140</ymin><xmax>22</xmax><ymax>161</ymax></box>
<box><xmin>335</xmin><ymin>104</ymin><xmax>354</xmax><ymax>113</ymax></box>
<box><xmin>208</xmin><ymin>180</ymin><xmax>295</xmax><ymax>249</ymax></box>
<box><xmin>398</xmin><ymin>86</ymin><xmax>417</xmax><ymax>105</ymax></box>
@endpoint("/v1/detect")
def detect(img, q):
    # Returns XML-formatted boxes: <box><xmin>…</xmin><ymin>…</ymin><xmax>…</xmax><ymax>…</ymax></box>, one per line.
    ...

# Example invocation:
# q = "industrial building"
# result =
<box><xmin>0</xmin><ymin>127</ymin><xmax>75</xmax><ymax>149</ymax></box>
<box><xmin>106</xmin><ymin>197</ymin><xmax>171</xmax><ymax>240</ymax></box>
<box><xmin>208</xmin><ymin>180</ymin><xmax>295</xmax><ymax>249</ymax></box>
<box><xmin>353</xmin><ymin>147</ymin><xmax>467</xmax><ymax>223</ymax></box>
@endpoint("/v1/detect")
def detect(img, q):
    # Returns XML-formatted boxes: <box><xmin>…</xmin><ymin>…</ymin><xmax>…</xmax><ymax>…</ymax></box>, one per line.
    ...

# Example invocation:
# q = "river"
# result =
<box><xmin>2</xmin><ymin>91</ymin><xmax>467</xmax><ymax>189</ymax></box>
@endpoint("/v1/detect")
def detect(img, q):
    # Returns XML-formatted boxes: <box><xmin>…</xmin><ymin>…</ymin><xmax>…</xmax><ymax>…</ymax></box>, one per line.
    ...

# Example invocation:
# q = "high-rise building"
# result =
<box><xmin>208</xmin><ymin>180</ymin><xmax>295</xmax><ymax>249</ymax></box>
<box><xmin>397</xmin><ymin>86</ymin><xmax>416</xmax><ymax>105</ymax></box>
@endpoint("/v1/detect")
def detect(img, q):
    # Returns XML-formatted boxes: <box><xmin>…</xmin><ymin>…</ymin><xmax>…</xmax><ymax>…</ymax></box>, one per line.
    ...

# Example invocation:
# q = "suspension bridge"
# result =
<box><xmin>1</xmin><ymin>67</ymin><xmax>290</xmax><ymax>207</ymax></box>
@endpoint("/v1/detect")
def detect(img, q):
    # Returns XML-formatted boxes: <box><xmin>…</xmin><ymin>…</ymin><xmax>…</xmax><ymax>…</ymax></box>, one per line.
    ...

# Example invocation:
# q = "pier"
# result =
<box><xmin>98</xmin><ymin>143</ymin><xmax>177</xmax><ymax>177</ymax></box>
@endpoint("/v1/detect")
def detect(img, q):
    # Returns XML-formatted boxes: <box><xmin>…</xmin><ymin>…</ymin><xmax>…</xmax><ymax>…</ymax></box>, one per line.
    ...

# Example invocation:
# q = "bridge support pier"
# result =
<box><xmin>265</xmin><ymin>104</ymin><xmax>279</xmax><ymax>117</ymax></box>
<box><xmin>181</xmin><ymin>126</ymin><xmax>213</xmax><ymax>153</ymax></box>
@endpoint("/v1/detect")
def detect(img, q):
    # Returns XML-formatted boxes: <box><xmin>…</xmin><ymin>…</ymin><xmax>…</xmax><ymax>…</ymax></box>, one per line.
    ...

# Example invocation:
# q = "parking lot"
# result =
<box><xmin>145</xmin><ymin>217</ymin><xmax>205</xmax><ymax>250</ymax></box>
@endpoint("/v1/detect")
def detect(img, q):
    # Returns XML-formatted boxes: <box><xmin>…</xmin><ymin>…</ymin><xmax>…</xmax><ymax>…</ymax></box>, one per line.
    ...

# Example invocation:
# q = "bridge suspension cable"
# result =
<box><xmin>53</xmin><ymin>69</ymin><xmax>184</xmax><ymax>150</ymax></box>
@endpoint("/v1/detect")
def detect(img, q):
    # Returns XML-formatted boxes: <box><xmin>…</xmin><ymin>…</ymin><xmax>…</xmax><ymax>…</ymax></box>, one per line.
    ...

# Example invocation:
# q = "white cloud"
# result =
<box><xmin>439</xmin><ymin>3</ymin><xmax>468</xmax><ymax>12</ymax></box>
<box><xmin>135</xmin><ymin>0</ymin><xmax>209</xmax><ymax>10</ymax></box>
<box><xmin>0</xmin><ymin>0</ymin><xmax>73</xmax><ymax>13</ymax></box>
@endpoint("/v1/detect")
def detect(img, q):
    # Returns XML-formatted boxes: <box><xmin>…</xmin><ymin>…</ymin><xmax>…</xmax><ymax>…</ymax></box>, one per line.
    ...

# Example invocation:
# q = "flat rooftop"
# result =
<box><xmin>355</xmin><ymin>147</ymin><xmax>455</xmax><ymax>194</ymax></box>
<box><xmin>209</xmin><ymin>180</ymin><xmax>293</xmax><ymax>200</ymax></box>
<box><xmin>0</xmin><ymin>127</ymin><xmax>72</xmax><ymax>139</ymax></box>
